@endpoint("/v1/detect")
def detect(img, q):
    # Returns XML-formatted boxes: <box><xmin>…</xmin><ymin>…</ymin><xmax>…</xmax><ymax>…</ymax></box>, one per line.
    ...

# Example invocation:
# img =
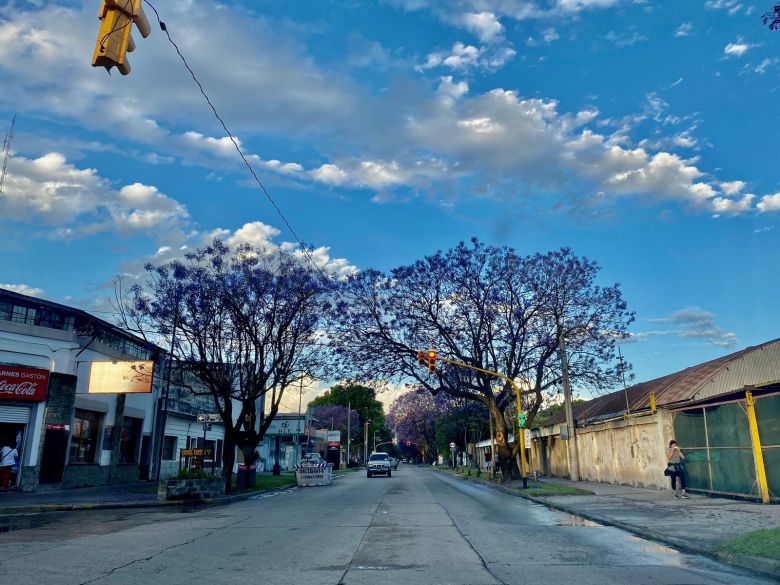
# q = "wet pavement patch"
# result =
<box><xmin>0</xmin><ymin>514</ymin><xmax>49</xmax><ymax>533</ymax></box>
<box><xmin>555</xmin><ymin>514</ymin><xmax>602</xmax><ymax>527</ymax></box>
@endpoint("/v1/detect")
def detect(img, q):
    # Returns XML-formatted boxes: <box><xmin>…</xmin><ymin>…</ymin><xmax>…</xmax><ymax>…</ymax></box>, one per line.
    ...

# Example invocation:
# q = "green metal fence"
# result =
<box><xmin>672</xmin><ymin>392</ymin><xmax>778</xmax><ymax>501</ymax></box>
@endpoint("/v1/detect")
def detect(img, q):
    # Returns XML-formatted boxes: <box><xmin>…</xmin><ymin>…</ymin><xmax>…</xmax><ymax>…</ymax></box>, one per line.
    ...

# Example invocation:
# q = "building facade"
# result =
<box><xmin>531</xmin><ymin>339</ymin><xmax>780</xmax><ymax>502</ymax></box>
<box><xmin>0</xmin><ymin>288</ymin><xmax>160</xmax><ymax>491</ymax></box>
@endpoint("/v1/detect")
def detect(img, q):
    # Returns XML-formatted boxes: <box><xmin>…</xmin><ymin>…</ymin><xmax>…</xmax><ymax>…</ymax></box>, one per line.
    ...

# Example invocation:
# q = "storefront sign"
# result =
<box><xmin>181</xmin><ymin>448</ymin><xmax>213</xmax><ymax>458</ymax></box>
<box><xmin>326</xmin><ymin>430</ymin><xmax>341</xmax><ymax>447</ymax></box>
<box><xmin>0</xmin><ymin>365</ymin><xmax>49</xmax><ymax>401</ymax></box>
<box><xmin>87</xmin><ymin>361</ymin><xmax>154</xmax><ymax>394</ymax></box>
<box><xmin>46</xmin><ymin>424</ymin><xmax>70</xmax><ymax>431</ymax></box>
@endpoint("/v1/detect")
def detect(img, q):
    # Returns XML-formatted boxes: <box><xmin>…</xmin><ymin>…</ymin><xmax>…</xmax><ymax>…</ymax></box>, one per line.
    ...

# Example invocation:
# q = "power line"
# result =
<box><xmin>142</xmin><ymin>0</ymin><xmax>330</xmax><ymax>281</ymax></box>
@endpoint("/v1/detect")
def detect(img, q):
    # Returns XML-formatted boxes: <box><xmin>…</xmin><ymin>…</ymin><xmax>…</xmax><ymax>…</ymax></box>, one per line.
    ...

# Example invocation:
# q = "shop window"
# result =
<box><xmin>162</xmin><ymin>436</ymin><xmax>178</xmax><ymax>460</ymax></box>
<box><xmin>119</xmin><ymin>417</ymin><xmax>143</xmax><ymax>464</ymax></box>
<box><xmin>70</xmin><ymin>410</ymin><xmax>102</xmax><ymax>464</ymax></box>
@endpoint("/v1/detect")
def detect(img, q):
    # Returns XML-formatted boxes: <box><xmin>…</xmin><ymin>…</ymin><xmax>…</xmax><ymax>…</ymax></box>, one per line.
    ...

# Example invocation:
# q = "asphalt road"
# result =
<box><xmin>0</xmin><ymin>466</ymin><xmax>773</xmax><ymax>585</ymax></box>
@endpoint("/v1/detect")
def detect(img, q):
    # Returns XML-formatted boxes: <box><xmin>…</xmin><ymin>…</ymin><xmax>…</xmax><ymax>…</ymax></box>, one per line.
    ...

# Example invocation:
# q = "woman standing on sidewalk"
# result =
<box><xmin>666</xmin><ymin>440</ymin><xmax>688</xmax><ymax>498</ymax></box>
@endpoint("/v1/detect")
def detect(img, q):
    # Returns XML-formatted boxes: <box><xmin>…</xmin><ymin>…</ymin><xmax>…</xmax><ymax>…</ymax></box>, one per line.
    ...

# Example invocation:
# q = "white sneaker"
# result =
<box><xmin>674</xmin><ymin>492</ymin><xmax>680</xmax><ymax>498</ymax></box>
<box><xmin>681</xmin><ymin>491</ymin><xmax>689</xmax><ymax>499</ymax></box>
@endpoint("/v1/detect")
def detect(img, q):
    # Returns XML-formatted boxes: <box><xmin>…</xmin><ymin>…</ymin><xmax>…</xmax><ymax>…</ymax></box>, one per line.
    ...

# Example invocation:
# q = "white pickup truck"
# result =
<box><xmin>367</xmin><ymin>452</ymin><xmax>391</xmax><ymax>478</ymax></box>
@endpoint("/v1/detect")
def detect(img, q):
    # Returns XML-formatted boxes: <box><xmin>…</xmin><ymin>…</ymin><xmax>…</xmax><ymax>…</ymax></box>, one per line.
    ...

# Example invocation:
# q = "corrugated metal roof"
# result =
<box><xmin>539</xmin><ymin>338</ymin><xmax>780</xmax><ymax>428</ymax></box>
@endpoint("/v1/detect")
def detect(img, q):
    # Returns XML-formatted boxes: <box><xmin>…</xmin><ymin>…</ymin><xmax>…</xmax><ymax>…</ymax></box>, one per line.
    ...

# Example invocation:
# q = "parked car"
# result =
<box><xmin>367</xmin><ymin>452</ymin><xmax>392</xmax><ymax>477</ymax></box>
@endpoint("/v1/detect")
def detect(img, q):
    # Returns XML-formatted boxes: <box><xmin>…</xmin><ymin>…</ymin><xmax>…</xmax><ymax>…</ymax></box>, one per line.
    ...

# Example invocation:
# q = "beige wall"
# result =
<box><xmin>531</xmin><ymin>410</ymin><xmax>675</xmax><ymax>490</ymax></box>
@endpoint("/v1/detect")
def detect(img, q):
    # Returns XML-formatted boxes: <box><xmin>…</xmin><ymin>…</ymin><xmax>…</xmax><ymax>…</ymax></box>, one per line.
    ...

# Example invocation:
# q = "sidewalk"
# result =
<box><xmin>0</xmin><ymin>469</ymin><xmax>355</xmax><ymax>515</ymax></box>
<box><xmin>0</xmin><ymin>482</ymin><xmax>165</xmax><ymax>514</ymax></box>
<box><xmin>440</xmin><ymin>470</ymin><xmax>780</xmax><ymax>579</ymax></box>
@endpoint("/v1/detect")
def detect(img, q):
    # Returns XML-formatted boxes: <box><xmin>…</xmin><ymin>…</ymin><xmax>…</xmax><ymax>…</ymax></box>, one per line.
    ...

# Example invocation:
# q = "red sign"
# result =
<box><xmin>0</xmin><ymin>365</ymin><xmax>49</xmax><ymax>402</ymax></box>
<box><xmin>46</xmin><ymin>424</ymin><xmax>69</xmax><ymax>431</ymax></box>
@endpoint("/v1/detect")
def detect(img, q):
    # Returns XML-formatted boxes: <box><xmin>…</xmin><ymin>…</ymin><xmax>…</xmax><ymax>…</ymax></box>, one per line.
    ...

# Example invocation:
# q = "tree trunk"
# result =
<box><xmin>222</xmin><ymin>433</ymin><xmax>236</xmax><ymax>494</ymax></box>
<box><xmin>488</xmin><ymin>401</ymin><xmax>517</xmax><ymax>479</ymax></box>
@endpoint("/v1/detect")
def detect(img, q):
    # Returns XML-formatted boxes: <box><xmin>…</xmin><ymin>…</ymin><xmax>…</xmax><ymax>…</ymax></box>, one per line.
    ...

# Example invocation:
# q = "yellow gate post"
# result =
<box><xmin>745</xmin><ymin>390</ymin><xmax>770</xmax><ymax>504</ymax></box>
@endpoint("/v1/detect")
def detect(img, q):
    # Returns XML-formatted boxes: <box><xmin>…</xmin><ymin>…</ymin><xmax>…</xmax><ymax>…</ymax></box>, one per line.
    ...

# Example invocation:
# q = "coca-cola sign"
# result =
<box><xmin>0</xmin><ymin>365</ymin><xmax>49</xmax><ymax>402</ymax></box>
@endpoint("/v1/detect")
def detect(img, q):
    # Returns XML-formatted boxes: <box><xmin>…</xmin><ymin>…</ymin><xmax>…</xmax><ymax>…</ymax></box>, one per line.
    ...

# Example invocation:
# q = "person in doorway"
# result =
<box><xmin>666</xmin><ymin>440</ymin><xmax>688</xmax><ymax>498</ymax></box>
<box><xmin>0</xmin><ymin>439</ymin><xmax>18</xmax><ymax>490</ymax></box>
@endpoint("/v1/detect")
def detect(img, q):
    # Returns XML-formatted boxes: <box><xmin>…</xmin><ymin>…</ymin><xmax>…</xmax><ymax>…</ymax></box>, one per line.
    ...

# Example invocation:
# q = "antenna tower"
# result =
<box><xmin>0</xmin><ymin>115</ymin><xmax>16</xmax><ymax>195</ymax></box>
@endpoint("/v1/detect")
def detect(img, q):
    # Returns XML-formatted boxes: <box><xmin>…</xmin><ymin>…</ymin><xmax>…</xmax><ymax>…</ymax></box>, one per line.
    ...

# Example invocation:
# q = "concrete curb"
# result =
<box><xmin>0</xmin><ymin>480</ymin><xmax>305</xmax><ymax>517</ymax></box>
<box><xmin>432</xmin><ymin>468</ymin><xmax>780</xmax><ymax>581</ymax></box>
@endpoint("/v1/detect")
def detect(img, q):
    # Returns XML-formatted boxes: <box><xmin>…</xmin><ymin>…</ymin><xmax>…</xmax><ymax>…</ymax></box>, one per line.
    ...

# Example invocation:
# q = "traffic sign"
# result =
<box><xmin>197</xmin><ymin>413</ymin><xmax>220</xmax><ymax>423</ymax></box>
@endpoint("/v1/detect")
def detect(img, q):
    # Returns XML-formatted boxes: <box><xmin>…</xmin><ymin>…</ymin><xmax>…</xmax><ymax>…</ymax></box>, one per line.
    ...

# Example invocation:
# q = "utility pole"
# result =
<box><xmin>296</xmin><ymin>377</ymin><xmax>304</xmax><ymax>466</ymax></box>
<box><xmin>558</xmin><ymin>318</ymin><xmax>580</xmax><ymax>481</ymax></box>
<box><xmin>154</xmin><ymin>289</ymin><xmax>179</xmax><ymax>481</ymax></box>
<box><xmin>618</xmin><ymin>345</ymin><xmax>630</xmax><ymax>415</ymax></box>
<box><xmin>364</xmin><ymin>419</ymin><xmax>369</xmax><ymax>462</ymax></box>
<box><xmin>346</xmin><ymin>402</ymin><xmax>351</xmax><ymax>465</ymax></box>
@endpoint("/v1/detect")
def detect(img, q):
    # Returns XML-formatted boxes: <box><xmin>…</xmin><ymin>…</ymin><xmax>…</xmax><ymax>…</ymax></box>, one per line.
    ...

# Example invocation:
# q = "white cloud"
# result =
<box><xmin>461</xmin><ymin>12</ymin><xmax>504</xmax><ymax>42</ymax></box>
<box><xmin>312</xmin><ymin>164</ymin><xmax>349</xmax><ymax>186</ymax></box>
<box><xmin>606</xmin><ymin>29</ymin><xmax>648</xmax><ymax>47</ymax></box>
<box><xmin>753</xmin><ymin>58</ymin><xmax>778</xmax><ymax>74</ymax></box>
<box><xmin>675</xmin><ymin>22</ymin><xmax>692</xmax><ymax>37</ymax></box>
<box><xmin>719</xmin><ymin>180</ymin><xmax>746</xmax><ymax>196</ymax></box>
<box><xmin>757</xmin><ymin>193</ymin><xmax>780</xmax><ymax>213</ymax></box>
<box><xmin>705</xmin><ymin>0</ymin><xmax>745</xmax><ymax>15</ymax></box>
<box><xmin>0</xmin><ymin>153</ymin><xmax>188</xmax><ymax>238</ymax></box>
<box><xmin>421</xmin><ymin>42</ymin><xmax>516</xmax><ymax>72</ymax></box>
<box><xmin>119</xmin><ymin>221</ymin><xmax>358</xmax><ymax>280</ymax></box>
<box><xmin>642</xmin><ymin>307</ymin><xmax>738</xmax><ymax>348</ymax></box>
<box><xmin>724</xmin><ymin>40</ymin><xmax>753</xmax><ymax>57</ymax></box>
<box><xmin>0</xmin><ymin>284</ymin><xmax>45</xmax><ymax>297</ymax></box>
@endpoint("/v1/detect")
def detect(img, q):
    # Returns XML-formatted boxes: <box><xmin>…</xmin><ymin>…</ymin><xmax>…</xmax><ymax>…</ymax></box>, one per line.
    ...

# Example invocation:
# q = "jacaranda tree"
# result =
<box><xmin>123</xmin><ymin>239</ymin><xmax>332</xmax><ymax>491</ymax></box>
<box><xmin>331</xmin><ymin>239</ymin><xmax>633</xmax><ymax>478</ymax></box>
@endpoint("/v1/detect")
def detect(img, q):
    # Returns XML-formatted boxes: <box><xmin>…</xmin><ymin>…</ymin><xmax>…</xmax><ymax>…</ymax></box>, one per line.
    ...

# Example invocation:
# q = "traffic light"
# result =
<box><xmin>92</xmin><ymin>0</ymin><xmax>152</xmax><ymax>76</ymax></box>
<box><xmin>518</xmin><ymin>411</ymin><xmax>527</xmax><ymax>428</ymax></box>
<box><xmin>417</xmin><ymin>351</ymin><xmax>426</xmax><ymax>367</ymax></box>
<box><xmin>427</xmin><ymin>350</ymin><xmax>436</xmax><ymax>374</ymax></box>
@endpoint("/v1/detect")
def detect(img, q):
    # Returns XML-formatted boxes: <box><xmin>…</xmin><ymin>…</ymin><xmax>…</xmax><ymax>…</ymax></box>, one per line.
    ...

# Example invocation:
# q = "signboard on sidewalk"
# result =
<box><xmin>0</xmin><ymin>365</ymin><xmax>49</xmax><ymax>401</ymax></box>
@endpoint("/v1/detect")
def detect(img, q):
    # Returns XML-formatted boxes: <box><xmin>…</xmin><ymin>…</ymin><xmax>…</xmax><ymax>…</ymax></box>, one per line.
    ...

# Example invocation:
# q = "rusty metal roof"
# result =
<box><xmin>540</xmin><ymin>338</ymin><xmax>780</xmax><ymax>427</ymax></box>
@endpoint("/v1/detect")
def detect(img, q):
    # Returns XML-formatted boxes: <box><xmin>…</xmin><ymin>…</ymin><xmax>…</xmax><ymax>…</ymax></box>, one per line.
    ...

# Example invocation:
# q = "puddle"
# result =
<box><xmin>0</xmin><ymin>515</ymin><xmax>49</xmax><ymax>533</ymax></box>
<box><xmin>555</xmin><ymin>514</ymin><xmax>602</xmax><ymax>527</ymax></box>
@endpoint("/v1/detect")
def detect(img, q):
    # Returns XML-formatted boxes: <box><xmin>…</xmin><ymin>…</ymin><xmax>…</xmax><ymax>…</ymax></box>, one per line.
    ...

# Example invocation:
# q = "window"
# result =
<box><xmin>119</xmin><ymin>417</ymin><xmax>143</xmax><ymax>464</ymax></box>
<box><xmin>69</xmin><ymin>410</ymin><xmax>102</xmax><ymax>464</ymax></box>
<box><xmin>11</xmin><ymin>305</ymin><xmax>36</xmax><ymax>325</ymax></box>
<box><xmin>162</xmin><ymin>436</ymin><xmax>178</xmax><ymax>460</ymax></box>
<box><xmin>0</xmin><ymin>301</ymin><xmax>11</xmax><ymax>321</ymax></box>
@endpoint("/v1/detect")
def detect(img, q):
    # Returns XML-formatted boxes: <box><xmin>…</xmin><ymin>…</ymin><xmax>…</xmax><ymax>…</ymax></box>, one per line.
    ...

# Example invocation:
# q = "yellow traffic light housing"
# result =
<box><xmin>427</xmin><ymin>350</ymin><xmax>436</xmax><ymax>374</ymax></box>
<box><xmin>92</xmin><ymin>0</ymin><xmax>151</xmax><ymax>76</ymax></box>
<box><xmin>417</xmin><ymin>351</ymin><xmax>426</xmax><ymax>367</ymax></box>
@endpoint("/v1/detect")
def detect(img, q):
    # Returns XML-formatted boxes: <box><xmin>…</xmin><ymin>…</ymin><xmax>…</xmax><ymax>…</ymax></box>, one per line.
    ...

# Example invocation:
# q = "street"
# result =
<box><xmin>0</xmin><ymin>466</ymin><xmax>772</xmax><ymax>585</ymax></box>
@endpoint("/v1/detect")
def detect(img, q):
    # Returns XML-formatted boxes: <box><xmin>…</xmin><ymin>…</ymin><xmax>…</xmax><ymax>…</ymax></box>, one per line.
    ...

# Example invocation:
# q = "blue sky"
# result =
<box><xmin>1</xmin><ymin>0</ymin><xmax>779</xmax><ymax>390</ymax></box>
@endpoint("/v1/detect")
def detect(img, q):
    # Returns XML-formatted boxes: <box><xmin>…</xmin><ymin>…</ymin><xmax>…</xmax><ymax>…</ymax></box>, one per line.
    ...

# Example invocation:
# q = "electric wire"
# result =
<box><xmin>142</xmin><ymin>0</ymin><xmax>331</xmax><ymax>281</ymax></box>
